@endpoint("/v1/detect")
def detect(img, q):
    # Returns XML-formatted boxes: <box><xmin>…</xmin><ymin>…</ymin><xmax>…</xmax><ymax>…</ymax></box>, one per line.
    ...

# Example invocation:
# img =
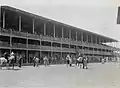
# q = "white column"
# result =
<box><xmin>76</xmin><ymin>31</ymin><xmax>77</xmax><ymax>41</ymax></box>
<box><xmin>62</xmin><ymin>28</ymin><xmax>63</xmax><ymax>38</ymax></box>
<box><xmin>69</xmin><ymin>30</ymin><xmax>71</xmax><ymax>40</ymax></box>
<box><xmin>86</xmin><ymin>34</ymin><xmax>88</xmax><ymax>43</ymax></box>
<box><xmin>3</xmin><ymin>11</ymin><xmax>5</xmax><ymax>28</ymax></box>
<box><xmin>44</xmin><ymin>23</ymin><xmax>46</xmax><ymax>36</ymax></box>
<box><xmin>19</xmin><ymin>16</ymin><xmax>21</xmax><ymax>32</ymax></box>
<box><xmin>32</xmin><ymin>19</ymin><xmax>35</xmax><ymax>34</ymax></box>
<box><xmin>53</xmin><ymin>24</ymin><xmax>55</xmax><ymax>37</ymax></box>
<box><xmin>81</xmin><ymin>32</ymin><xmax>83</xmax><ymax>43</ymax></box>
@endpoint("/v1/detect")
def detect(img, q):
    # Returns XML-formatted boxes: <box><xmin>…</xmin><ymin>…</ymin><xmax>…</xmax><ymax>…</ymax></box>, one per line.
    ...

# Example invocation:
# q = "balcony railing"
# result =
<box><xmin>12</xmin><ymin>31</ymin><xmax>27</xmax><ymax>37</ymax></box>
<box><xmin>53</xmin><ymin>37</ymin><xmax>61</xmax><ymax>42</ymax></box>
<box><xmin>61</xmin><ymin>38</ymin><xmax>70</xmax><ymax>43</ymax></box>
<box><xmin>41</xmin><ymin>46</ymin><xmax>51</xmax><ymax>51</ymax></box>
<box><xmin>0</xmin><ymin>41</ymin><xmax>10</xmax><ymax>47</ymax></box>
<box><xmin>53</xmin><ymin>47</ymin><xmax>61</xmax><ymax>52</ymax></box>
<box><xmin>28</xmin><ymin>44</ymin><xmax>40</xmax><ymax>49</ymax></box>
<box><xmin>12</xmin><ymin>43</ymin><xmax>26</xmax><ymax>48</ymax></box>
<box><xmin>42</xmin><ymin>35</ymin><xmax>54</xmax><ymax>41</ymax></box>
<box><xmin>0</xmin><ymin>28</ymin><xmax>11</xmax><ymax>35</ymax></box>
<box><xmin>27</xmin><ymin>33</ymin><xmax>40</xmax><ymax>39</ymax></box>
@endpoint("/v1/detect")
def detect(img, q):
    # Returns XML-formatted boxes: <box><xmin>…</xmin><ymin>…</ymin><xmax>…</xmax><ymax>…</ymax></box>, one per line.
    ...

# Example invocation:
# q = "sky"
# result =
<box><xmin>1</xmin><ymin>0</ymin><xmax>120</xmax><ymax>47</ymax></box>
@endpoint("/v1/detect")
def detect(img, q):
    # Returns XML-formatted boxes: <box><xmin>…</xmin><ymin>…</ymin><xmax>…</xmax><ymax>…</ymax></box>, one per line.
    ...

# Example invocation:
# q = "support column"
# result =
<box><xmin>10</xmin><ymin>29</ymin><xmax>12</xmax><ymax>47</ymax></box>
<box><xmin>44</xmin><ymin>23</ymin><xmax>46</xmax><ymax>36</ymax></box>
<box><xmin>69</xmin><ymin>29</ymin><xmax>71</xmax><ymax>40</ymax></box>
<box><xmin>62</xmin><ymin>28</ymin><xmax>64</xmax><ymax>38</ymax></box>
<box><xmin>69</xmin><ymin>30</ymin><xmax>71</xmax><ymax>54</ymax></box>
<box><xmin>53</xmin><ymin>24</ymin><xmax>55</xmax><ymax>37</ymax></box>
<box><xmin>2</xmin><ymin>11</ymin><xmax>5</xmax><ymax>28</ymax></box>
<box><xmin>81</xmin><ymin>32</ymin><xmax>83</xmax><ymax>54</ymax></box>
<box><xmin>91</xmin><ymin>35</ymin><xmax>94</xmax><ymax>55</ymax></box>
<box><xmin>32</xmin><ymin>19</ymin><xmax>35</xmax><ymax>34</ymax></box>
<box><xmin>76</xmin><ymin>31</ymin><xmax>78</xmax><ymax>50</ymax></box>
<box><xmin>26</xmin><ymin>50</ymin><xmax>28</xmax><ymax>63</ymax></box>
<box><xmin>26</xmin><ymin>37</ymin><xmax>28</xmax><ymax>63</ymax></box>
<box><xmin>76</xmin><ymin>31</ymin><xmax>77</xmax><ymax>41</ymax></box>
<box><xmin>95</xmin><ymin>35</ymin><xmax>97</xmax><ymax>44</ymax></box>
<box><xmin>81</xmin><ymin>32</ymin><xmax>83</xmax><ymax>43</ymax></box>
<box><xmin>19</xmin><ymin>16</ymin><xmax>21</xmax><ymax>32</ymax></box>
<box><xmin>86</xmin><ymin>34</ymin><xmax>88</xmax><ymax>43</ymax></box>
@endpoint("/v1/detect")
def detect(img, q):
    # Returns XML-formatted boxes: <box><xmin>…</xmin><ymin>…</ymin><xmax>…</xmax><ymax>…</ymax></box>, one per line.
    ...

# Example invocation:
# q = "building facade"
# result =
<box><xmin>0</xmin><ymin>6</ymin><xmax>120</xmax><ymax>64</ymax></box>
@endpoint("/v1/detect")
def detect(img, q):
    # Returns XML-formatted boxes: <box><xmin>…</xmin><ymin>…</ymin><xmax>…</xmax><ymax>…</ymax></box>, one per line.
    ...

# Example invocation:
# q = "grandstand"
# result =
<box><xmin>0</xmin><ymin>5</ymin><xmax>120</xmax><ymax>64</ymax></box>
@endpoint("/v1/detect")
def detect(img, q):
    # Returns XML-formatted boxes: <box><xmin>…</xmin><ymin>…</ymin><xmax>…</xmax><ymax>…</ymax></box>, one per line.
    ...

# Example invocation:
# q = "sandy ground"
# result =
<box><xmin>0</xmin><ymin>62</ymin><xmax>120</xmax><ymax>88</ymax></box>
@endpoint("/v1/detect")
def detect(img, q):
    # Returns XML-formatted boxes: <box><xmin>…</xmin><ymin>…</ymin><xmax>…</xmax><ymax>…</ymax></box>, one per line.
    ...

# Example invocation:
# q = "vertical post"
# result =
<box><xmin>32</xmin><ymin>19</ymin><xmax>35</xmax><ymax>34</ymax></box>
<box><xmin>69</xmin><ymin>30</ymin><xmax>71</xmax><ymax>50</ymax></box>
<box><xmin>95</xmin><ymin>35</ymin><xmax>97</xmax><ymax>44</ymax></box>
<box><xmin>86</xmin><ymin>34</ymin><xmax>88</xmax><ymax>43</ymax></box>
<box><xmin>81</xmin><ymin>32</ymin><xmax>83</xmax><ymax>43</ymax></box>
<box><xmin>76</xmin><ymin>31</ymin><xmax>77</xmax><ymax>41</ymax></box>
<box><xmin>91</xmin><ymin>35</ymin><xmax>94</xmax><ymax>55</ymax></box>
<box><xmin>26</xmin><ymin>36</ymin><xmax>28</xmax><ymax>63</ymax></box>
<box><xmin>2</xmin><ymin>11</ymin><xmax>5</xmax><ymax>28</ymax></box>
<box><xmin>19</xmin><ymin>16</ymin><xmax>21</xmax><ymax>32</ymax></box>
<box><xmin>44</xmin><ymin>23</ymin><xmax>46</xmax><ymax>36</ymax></box>
<box><xmin>62</xmin><ymin>28</ymin><xmax>63</xmax><ymax>38</ymax></box>
<box><xmin>53</xmin><ymin>24</ymin><xmax>55</xmax><ymax>37</ymax></box>
<box><xmin>69</xmin><ymin>29</ymin><xmax>71</xmax><ymax>40</ymax></box>
<box><xmin>26</xmin><ymin>50</ymin><xmax>28</xmax><ymax>63</ymax></box>
<box><xmin>81</xmin><ymin>32</ymin><xmax>83</xmax><ymax>54</ymax></box>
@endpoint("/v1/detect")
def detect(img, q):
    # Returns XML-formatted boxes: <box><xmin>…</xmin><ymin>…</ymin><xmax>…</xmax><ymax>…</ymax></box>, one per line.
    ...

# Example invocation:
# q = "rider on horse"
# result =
<box><xmin>3</xmin><ymin>52</ymin><xmax>9</xmax><ymax>63</ymax></box>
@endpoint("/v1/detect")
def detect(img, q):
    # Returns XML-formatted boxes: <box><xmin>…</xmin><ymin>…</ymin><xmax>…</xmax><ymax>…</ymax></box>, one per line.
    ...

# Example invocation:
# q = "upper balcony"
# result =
<box><xmin>0</xmin><ymin>28</ymin><xmax>11</xmax><ymax>36</ymax></box>
<box><xmin>41</xmin><ymin>46</ymin><xmax>51</xmax><ymax>51</ymax></box>
<box><xmin>12</xmin><ymin>43</ymin><xmax>26</xmax><ymax>49</ymax></box>
<box><xmin>28</xmin><ymin>44</ymin><xmax>40</xmax><ymax>50</ymax></box>
<box><xmin>41</xmin><ymin>35</ymin><xmax>54</xmax><ymax>42</ymax></box>
<box><xmin>27</xmin><ymin>33</ymin><xmax>40</xmax><ymax>40</ymax></box>
<box><xmin>12</xmin><ymin>31</ymin><xmax>27</xmax><ymax>38</ymax></box>
<box><xmin>0</xmin><ymin>41</ymin><xmax>10</xmax><ymax>48</ymax></box>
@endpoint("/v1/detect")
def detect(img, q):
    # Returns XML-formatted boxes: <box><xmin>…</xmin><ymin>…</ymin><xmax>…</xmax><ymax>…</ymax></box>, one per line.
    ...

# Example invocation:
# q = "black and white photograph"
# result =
<box><xmin>0</xmin><ymin>0</ymin><xmax>120</xmax><ymax>88</ymax></box>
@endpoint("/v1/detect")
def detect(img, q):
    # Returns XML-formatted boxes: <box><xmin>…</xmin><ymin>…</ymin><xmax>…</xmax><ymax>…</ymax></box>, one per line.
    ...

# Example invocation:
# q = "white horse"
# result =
<box><xmin>33</xmin><ymin>57</ymin><xmax>39</xmax><ymax>67</ymax></box>
<box><xmin>66</xmin><ymin>54</ymin><xmax>72</xmax><ymax>67</ymax></box>
<box><xmin>0</xmin><ymin>57</ymin><xmax>7</xmax><ymax>69</ymax></box>
<box><xmin>43</xmin><ymin>56</ymin><xmax>49</xmax><ymax>66</ymax></box>
<box><xmin>76</xmin><ymin>56</ymin><xmax>83</xmax><ymax>68</ymax></box>
<box><xmin>8</xmin><ymin>55</ymin><xmax>15</xmax><ymax>69</ymax></box>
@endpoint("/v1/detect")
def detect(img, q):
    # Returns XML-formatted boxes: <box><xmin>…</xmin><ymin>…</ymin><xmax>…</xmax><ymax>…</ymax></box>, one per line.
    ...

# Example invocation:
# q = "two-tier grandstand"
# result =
<box><xmin>0</xmin><ymin>5</ymin><xmax>120</xmax><ymax>64</ymax></box>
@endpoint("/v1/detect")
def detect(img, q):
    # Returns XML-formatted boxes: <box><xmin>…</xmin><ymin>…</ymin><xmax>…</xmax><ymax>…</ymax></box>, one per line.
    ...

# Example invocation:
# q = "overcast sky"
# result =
<box><xmin>1</xmin><ymin>0</ymin><xmax>120</xmax><ymax>47</ymax></box>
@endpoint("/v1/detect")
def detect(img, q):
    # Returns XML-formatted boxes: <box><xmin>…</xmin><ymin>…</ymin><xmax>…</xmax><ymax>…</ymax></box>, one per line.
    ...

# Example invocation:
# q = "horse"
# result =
<box><xmin>43</xmin><ymin>56</ymin><xmax>49</xmax><ymax>66</ymax></box>
<box><xmin>0</xmin><ymin>57</ymin><xmax>8</xmax><ymax>69</ymax></box>
<box><xmin>76</xmin><ymin>56</ymin><xmax>83</xmax><ymax>68</ymax></box>
<box><xmin>8</xmin><ymin>55</ymin><xmax>15</xmax><ymax>69</ymax></box>
<box><xmin>82</xmin><ymin>56</ymin><xmax>88</xmax><ymax>69</ymax></box>
<box><xmin>66</xmin><ymin>54</ymin><xmax>72</xmax><ymax>67</ymax></box>
<box><xmin>33</xmin><ymin>57</ymin><xmax>39</xmax><ymax>67</ymax></box>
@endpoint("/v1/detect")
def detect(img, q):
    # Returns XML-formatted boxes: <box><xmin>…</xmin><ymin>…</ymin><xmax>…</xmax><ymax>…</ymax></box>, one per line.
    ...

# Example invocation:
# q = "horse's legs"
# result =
<box><xmin>12</xmin><ymin>62</ymin><xmax>14</xmax><ymax>69</ymax></box>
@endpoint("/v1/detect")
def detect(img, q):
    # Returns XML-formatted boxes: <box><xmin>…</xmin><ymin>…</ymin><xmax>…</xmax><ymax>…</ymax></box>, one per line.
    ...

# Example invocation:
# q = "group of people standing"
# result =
<box><xmin>66</xmin><ymin>54</ymin><xmax>88</xmax><ymax>69</ymax></box>
<box><xmin>1</xmin><ymin>51</ymin><xmax>89</xmax><ymax>69</ymax></box>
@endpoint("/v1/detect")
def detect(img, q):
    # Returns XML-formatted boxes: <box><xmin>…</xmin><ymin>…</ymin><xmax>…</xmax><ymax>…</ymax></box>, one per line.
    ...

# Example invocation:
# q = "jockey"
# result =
<box><xmin>66</xmin><ymin>54</ymin><xmax>70</xmax><ymax>66</ymax></box>
<box><xmin>10</xmin><ymin>52</ymin><xmax>15</xmax><ymax>56</ymax></box>
<box><xmin>3</xmin><ymin>52</ymin><xmax>9</xmax><ymax>63</ymax></box>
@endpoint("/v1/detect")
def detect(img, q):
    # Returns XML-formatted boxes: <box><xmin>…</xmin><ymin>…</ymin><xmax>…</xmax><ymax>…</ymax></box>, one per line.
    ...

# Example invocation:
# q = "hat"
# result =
<box><xmin>11</xmin><ymin>52</ymin><xmax>14</xmax><ymax>55</ymax></box>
